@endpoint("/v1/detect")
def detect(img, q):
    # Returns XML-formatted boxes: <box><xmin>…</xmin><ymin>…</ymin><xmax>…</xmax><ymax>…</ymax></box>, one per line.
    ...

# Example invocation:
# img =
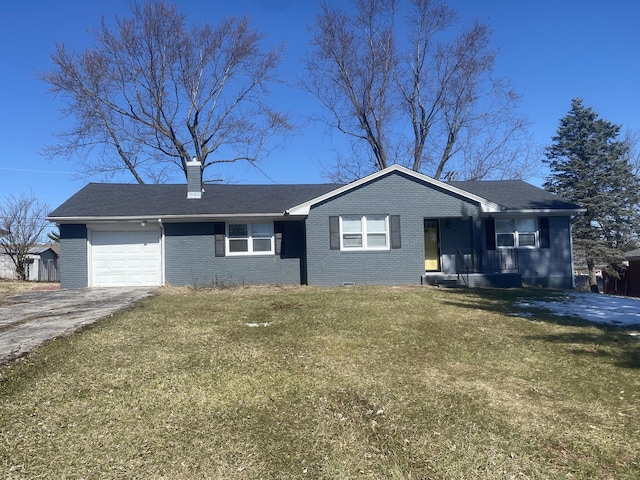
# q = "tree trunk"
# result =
<box><xmin>16</xmin><ymin>260</ymin><xmax>27</xmax><ymax>282</ymax></box>
<box><xmin>586</xmin><ymin>258</ymin><xmax>599</xmax><ymax>293</ymax></box>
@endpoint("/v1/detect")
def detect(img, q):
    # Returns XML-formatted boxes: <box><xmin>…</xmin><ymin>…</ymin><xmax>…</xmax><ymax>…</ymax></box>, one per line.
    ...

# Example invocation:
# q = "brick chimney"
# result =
<box><xmin>186</xmin><ymin>157</ymin><xmax>203</xmax><ymax>199</ymax></box>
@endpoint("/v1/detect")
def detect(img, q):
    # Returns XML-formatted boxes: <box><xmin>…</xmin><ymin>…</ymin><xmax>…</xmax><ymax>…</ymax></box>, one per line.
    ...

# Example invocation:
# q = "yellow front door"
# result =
<box><xmin>424</xmin><ymin>220</ymin><xmax>440</xmax><ymax>271</ymax></box>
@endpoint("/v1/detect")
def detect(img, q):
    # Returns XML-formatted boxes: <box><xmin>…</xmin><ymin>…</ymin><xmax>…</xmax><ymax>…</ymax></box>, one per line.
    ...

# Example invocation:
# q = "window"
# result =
<box><xmin>340</xmin><ymin>215</ymin><xmax>389</xmax><ymax>250</ymax></box>
<box><xmin>227</xmin><ymin>222</ymin><xmax>274</xmax><ymax>255</ymax></box>
<box><xmin>495</xmin><ymin>218</ymin><xmax>538</xmax><ymax>248</ymax></box>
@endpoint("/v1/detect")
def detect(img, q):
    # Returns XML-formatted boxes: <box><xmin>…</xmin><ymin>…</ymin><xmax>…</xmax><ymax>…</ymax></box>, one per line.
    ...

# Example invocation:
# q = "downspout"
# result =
<box><xmin>569</xmin><ymin>218</ymin><xmax>577</xmax><ymax>289</ymax></box>
<box><xmin>158</xmin><ymin>218</ymin><xmax>165</xmax><ymax>287</ymax></box>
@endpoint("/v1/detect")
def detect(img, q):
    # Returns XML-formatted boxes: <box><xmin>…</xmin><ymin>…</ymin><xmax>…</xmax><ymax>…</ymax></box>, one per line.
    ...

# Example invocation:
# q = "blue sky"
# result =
<box><xmin>1</xmin><ymin>0</ymin><xmax>639</xmax><ymax>221</ymax></box>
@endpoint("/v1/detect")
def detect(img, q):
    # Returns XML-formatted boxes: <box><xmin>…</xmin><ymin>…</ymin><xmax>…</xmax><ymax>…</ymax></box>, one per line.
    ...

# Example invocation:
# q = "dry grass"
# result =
<box><xmin>0</xmin><ymin>285</ymin><xmax>638</xmax><ymax>479</ymax></box>
<box><xmin>0</xmin><ymin>279</ymin><xmax>59</xmax><ymax>294</ymax></box>
<box><xmin>0</xmin><ymin>280</ymin><xmax>58</xmax><ymax>304</ymax></box>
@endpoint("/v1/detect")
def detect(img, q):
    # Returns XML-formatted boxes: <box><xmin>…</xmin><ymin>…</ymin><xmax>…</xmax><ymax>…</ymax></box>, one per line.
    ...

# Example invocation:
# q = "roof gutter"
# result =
<box><xmin>482</xmin><ymin>208</ymin><xmax>586</xmax><ymax>217</ymax></box>
<box><xmin>47</xmin><ymin>212</ymin><xmax>305</xmax><ymax>223</ymax></box>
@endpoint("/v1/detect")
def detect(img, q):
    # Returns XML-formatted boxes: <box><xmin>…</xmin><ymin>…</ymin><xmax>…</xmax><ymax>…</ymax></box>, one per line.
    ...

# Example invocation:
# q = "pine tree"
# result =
<box><xmin>544</xmin><ymin>98</ymin><xmax>640</xmax><ymax>289</ymax></box>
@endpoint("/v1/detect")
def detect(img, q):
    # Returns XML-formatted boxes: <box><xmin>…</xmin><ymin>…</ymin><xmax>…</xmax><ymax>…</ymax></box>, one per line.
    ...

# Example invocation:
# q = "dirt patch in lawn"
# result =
<box><xmin>0</xmin><ymin>280</ymin><xmax>59</xmax><ymax>305</ymax></box>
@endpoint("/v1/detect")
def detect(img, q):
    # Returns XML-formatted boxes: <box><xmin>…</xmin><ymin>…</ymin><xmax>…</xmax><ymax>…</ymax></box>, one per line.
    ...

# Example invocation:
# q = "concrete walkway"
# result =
<box><xmin>0</xmin><ymin>288</ymin><xmax>155</xmax><ymax>364</ymax></box>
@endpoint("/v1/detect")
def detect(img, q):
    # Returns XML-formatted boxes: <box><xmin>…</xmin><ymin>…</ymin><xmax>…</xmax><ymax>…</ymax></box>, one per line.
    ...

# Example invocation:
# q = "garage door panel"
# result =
<box><xmin>91</xmin><ymin>230</ymin><xmax>162</xmax><ymax>287</ymax></box>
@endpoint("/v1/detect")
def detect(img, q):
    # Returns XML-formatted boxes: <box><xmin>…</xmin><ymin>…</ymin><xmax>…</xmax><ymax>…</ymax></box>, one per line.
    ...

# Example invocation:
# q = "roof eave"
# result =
<box><xmin>624</xmin><ymin>249</ymin><xmax>640</xmax><ymax>260</ymax></box>
<box><xmin>483</xmin><ymin>208</ymin><xmax>586</xmax><ymax>216</ymax></box>
<box><xmin>47</xmin><ymin>212</ymin><xmax>296</xmax><ymax>223</ymax></box>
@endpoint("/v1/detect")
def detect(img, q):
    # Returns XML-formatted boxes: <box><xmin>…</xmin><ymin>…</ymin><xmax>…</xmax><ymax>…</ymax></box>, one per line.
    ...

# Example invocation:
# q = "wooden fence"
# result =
<box><xmin>37</xmin><ymin>259</ymin><xmax>59</xmax><ymax>282</ymax></box>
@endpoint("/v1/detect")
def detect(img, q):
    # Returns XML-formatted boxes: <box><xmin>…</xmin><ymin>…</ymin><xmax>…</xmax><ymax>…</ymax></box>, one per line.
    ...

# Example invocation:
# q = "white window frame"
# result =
<box><xmin>226</xmin><ymin>222</ymin><xmax>275</xmax><ymax>256</ymax></box>
<box><xmin>496</xmin><ymin>217</ymin><xmax>538</xmax><ymax>249</ymax></box>
<box><xmin>340</xmin><ymin>215</ymin><xmax>390</xmax><ymax>251</ymax></box>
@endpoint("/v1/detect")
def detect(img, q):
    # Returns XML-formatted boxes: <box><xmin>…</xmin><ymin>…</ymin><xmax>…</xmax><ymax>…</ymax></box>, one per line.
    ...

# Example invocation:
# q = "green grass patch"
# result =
<box><xmin>1</xmin><ymin>286</ymin><xmax>638</xmax><ymax>478</ymax></box>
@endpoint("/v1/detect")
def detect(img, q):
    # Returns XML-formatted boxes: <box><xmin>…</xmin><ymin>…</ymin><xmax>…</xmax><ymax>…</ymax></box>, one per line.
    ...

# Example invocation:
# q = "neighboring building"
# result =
<box><xmin>47</xmin><ymin>163</ymin><xmax>583</xmax><ymax>289</ymax></box>
<box><xmin>0</xmin><ymin>250</ymin><xmax>15</xmax><ymax>280</ymax></box>
<box><xmin>624</xmin><ymin>249</ymin><xmax>640</xmax><ymax>297</ymax></box>
<box><xmin>0</xmin><ymin>244</ymin><xmax>60</xmax><ymax>282</ymax></box>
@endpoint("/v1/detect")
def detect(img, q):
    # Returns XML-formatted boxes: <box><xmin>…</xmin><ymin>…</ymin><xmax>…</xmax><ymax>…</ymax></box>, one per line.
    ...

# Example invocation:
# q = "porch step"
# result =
<box><xmin>422</xmin><ymin>272</ymin><xmax>522</xmax><ymax>288</ymax></box>
<box><xmin>436</xmin><ymin>279</ymin><xmax>466</xmax><ymax>288</ymax></box>
<box><xmin>434</xmin><ymin>277</ymin><xmax>468</xmax><ymax>288</ymax></box>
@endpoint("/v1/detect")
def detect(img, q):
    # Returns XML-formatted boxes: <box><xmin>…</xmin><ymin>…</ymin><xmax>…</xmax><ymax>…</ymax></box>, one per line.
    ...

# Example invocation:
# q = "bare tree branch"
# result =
<box><xmin>303</xmin><ymin>0</ymin><xmax>398</xmax><ymax>174</ymax></box>
<box><xmin>39</xmin><ymin>1</ymin><xmax>292</xmax><ymax>183</ymax></box>
<box><xmin>623</xmin><ymin>128</ymin><xmax>640</xmax><ymax>178</ymax></box>
<box><xmin>0</xmin><ymin>194</ymin><xmax>50</xmax><ymax>281</ymax></box>
<box><xmin>304</xmin><ymin>0</ymin><xmax>533</xmax><ymax>181</ymax></box>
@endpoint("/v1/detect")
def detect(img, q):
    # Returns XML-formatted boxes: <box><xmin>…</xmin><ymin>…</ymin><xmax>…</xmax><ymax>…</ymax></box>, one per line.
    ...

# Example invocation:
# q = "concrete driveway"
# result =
<box><xmin>0</xmin><ymin>288</ymin><xmax>155</xmax><ymax>364</ymax></box>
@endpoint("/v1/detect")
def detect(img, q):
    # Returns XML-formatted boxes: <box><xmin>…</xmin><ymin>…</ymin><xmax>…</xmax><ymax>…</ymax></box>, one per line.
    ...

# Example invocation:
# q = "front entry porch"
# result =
<box><xmin>421</xmin><ymin>216</ymin><xmax>523</xmax><ymax>288</ymax></box>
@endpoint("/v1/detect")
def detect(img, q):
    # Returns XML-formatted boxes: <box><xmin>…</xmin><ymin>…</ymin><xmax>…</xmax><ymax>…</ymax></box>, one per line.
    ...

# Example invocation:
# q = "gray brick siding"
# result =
<box><xmin>164</xmin><ymin>221</ymin><xmax>304</xmax><ymax>287</ymax></box>
<box><xmin>186</xmin><ymin>161</ymin><xmax>202</xmax><ymax>198</ymax></box>
<box><xmin>305</xmin><ymin>171</ymin><xmax>575</xmax><ymax>288</ymax></box>
<box><xmin>59</xmin><ymin>224</ymin><xmax>88</xmax><ymax>288</ymax></box>
<box><xmin>305</xmin><ymin>171</ymin><xmax>481</xmax><ymax>287</ymax></box>
<box><xmin>518</xmin><ymin>216</ymin><xmax>574</xmax><ymax>288</ymax></box>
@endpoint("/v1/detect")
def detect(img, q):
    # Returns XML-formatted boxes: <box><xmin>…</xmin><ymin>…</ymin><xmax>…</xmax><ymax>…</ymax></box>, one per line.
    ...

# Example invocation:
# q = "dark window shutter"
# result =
<box><xmin>390</xmin><ymin>215</ymin><xmax>401</xmax><ymax>249</ymax></box>
<box><xmin>214</xmin><ymin>222</ymin><xmax>225</xmax><ymax>257</ymax></box>
<box><xmin>274</xmin><ymin>221</ymin><xmax>284</xmax><ymax>256</ymax></box>
<box><xmin>539</xmin><ymin>217</ymin><xmax>550</xmax><ymax>249</ymax></box>
<box><xmin>215</xmin><ymin>234</ymin><xmax>225</xmax><ymax>257</ymax></box>
<box><xmin>329</xmin><ymin>216</ymin><xmax>340</xmax><ymax>250</ymax></box>
<box><xmin>485</xmin><ymin>218</ymin><xmax>496</xmax><ymax>251</ymax></box>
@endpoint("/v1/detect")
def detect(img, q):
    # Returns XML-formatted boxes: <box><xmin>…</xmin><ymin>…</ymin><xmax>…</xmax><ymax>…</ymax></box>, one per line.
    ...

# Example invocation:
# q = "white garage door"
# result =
<box><xmin>91</xmin><ymin>230</ymin><xmax>162</xmax><ymax>287</ymax></box>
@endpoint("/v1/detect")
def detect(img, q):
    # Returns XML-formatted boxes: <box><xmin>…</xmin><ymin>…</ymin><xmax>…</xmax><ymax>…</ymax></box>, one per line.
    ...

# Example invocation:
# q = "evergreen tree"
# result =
<box><xmin>544</xmin><ymin>98</ymin><xmax>640</xmax><ymax>289</ymax></box>
<box><xmin>47</xmin><ymin>229</ymin><xmax>60</xmax><ymax>243</ymax></box>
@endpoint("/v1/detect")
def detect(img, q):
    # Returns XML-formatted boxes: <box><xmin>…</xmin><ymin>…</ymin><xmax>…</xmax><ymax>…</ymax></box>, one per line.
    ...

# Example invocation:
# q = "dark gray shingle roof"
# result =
<box><xmin>49</xmin><ymin>175</ymin><xmax>581</xmax><ymax>220</ymax></box>
<box><xmin>448</xmin><ymin>180</ymin><xmax>581</xmax><ymax>211</ymax></box>
<box><xmin>48</xmin><ymin>183</ymin><xmax>342</xmax><ymax>218</ymax></box>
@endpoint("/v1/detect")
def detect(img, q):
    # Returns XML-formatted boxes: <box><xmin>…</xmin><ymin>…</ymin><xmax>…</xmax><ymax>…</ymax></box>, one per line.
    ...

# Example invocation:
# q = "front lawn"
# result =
<box><xmin>1</xmin><ymin>286</ymin><xmax>638</xmax><ymax>479</ymax></box>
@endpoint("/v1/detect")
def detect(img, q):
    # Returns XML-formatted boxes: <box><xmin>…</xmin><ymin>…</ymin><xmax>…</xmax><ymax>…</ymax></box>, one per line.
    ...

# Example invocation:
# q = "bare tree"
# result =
<box><xmin>305</xmin><ymin>0</ymin><xmax>533</xmax><ymax>181</ymax></box>
<box><xmin>305</xmin><ymin>0</ymin><xmax>398</xmax><ymax>174</ymax></box>
<box><xmin>0</xmin><ymin>194</ymin><xmax>50</xmax><ymax>281</ymax></box>
<box><xmin>623</xmin><ymin>128</ymin><xmax>640</xmax><ymax>178</ymax></box>
<box><xmin>40</xmin><ymin>1</ymin><xmax>292</xmax><ymax>184</ymax></box>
